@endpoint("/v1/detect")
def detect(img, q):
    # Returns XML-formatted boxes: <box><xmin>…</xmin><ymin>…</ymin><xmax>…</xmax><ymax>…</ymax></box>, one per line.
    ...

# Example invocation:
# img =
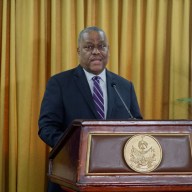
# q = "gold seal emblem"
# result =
<box><xmin>124</xmin><ymin>134</ymin><xmax>162</xmax><ymax>173</ymax></box>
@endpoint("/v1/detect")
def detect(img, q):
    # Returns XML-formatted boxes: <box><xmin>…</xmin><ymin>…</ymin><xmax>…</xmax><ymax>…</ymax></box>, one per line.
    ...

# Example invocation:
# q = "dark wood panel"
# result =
<box><xmin>49</xmin><ymin>120</ymin><xmax>192</xmax><ymax>192</ymax></box>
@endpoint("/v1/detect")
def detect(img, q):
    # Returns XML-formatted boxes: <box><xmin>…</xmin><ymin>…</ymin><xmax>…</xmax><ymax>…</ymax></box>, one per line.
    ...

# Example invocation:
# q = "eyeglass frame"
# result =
<box><xmin>82</xmin><ymin>43</ymin><xmax>109</xmax><ymax>53</ymax></box>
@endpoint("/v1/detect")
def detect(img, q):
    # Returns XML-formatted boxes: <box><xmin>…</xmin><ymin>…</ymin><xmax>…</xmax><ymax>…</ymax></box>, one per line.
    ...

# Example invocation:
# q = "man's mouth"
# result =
<box><xmin>90</xmin><ymin>58</ymin><xmax>102</xmax><ymax>62</ymax></box>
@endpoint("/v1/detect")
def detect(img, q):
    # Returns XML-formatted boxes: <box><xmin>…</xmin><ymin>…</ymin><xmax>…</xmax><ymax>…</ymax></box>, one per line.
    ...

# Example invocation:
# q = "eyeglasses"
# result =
<box><xmin>83</xmin><ymin>44</ymin><xmax>108</xmax><ymax>52</ymax></box>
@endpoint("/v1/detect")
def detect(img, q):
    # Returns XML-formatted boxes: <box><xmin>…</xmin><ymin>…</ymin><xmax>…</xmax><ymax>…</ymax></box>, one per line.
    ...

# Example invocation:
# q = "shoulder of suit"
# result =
<box><xmin>107</xmin><ymin>70</ymin><xmax>132</xmax><ymax>85</ymax></box>
<box><xmin>49</xmin><ymin>67</ymin><xmax>78</xmax><ymax>80</ymax></box>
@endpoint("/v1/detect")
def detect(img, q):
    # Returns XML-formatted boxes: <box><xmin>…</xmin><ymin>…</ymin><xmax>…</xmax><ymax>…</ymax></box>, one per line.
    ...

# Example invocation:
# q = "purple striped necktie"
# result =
<box><xmin>92</xmin><ymin>76</ymin><xmax>105</xmax><ymax>119</ymax></box>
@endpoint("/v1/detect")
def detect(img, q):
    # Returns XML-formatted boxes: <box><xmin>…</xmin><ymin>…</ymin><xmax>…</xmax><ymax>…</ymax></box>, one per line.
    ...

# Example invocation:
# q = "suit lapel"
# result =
<box><xmin>73</xmin><ymin>65</ymin><xmax>99</xmax><ymax>119</ymax></box>
<box><xmin>106</xmin><ymin>70</ymin><xmax>116</xmax><ymax>118</ymax></box>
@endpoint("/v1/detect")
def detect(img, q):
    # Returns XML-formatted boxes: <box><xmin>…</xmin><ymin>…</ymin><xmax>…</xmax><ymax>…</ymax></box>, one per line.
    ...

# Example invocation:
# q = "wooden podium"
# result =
<box><xmin>48</xmin><ymin>120</ymin><xmax>192</xmax><ymax>192</ymax></box>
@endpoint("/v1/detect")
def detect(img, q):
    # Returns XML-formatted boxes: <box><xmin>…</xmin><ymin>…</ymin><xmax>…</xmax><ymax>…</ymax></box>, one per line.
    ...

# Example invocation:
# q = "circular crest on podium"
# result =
<box><xmin>124</xmin><ymin>134</ymin><xmax>162</xmax><ymax>173</ymax></box>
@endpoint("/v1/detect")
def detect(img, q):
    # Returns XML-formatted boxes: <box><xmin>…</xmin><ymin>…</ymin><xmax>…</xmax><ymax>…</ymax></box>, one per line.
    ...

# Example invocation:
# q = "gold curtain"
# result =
<box><xmin>0</xmin><ymin>0</ymin><xmax>191</xmax><ymax>191</ymax></box>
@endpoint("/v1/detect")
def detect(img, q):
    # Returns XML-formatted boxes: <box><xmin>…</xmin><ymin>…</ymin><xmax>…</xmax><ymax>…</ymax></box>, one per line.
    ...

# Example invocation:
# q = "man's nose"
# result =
<box><xmin>92</xmin><ymin>47</ymin><xmax>100</xmax><ymax>54</ymax></box>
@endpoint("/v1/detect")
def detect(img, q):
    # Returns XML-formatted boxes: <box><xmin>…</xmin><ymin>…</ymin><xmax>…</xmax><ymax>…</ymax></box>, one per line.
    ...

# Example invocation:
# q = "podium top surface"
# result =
<box><xmin>72</xmin><ymin>119</ymin><xmax>192</xmax><ymax>126</ymax></box>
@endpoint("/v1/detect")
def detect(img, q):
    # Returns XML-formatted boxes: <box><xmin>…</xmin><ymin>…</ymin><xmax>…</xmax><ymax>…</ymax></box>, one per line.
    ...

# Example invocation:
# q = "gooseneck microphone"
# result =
<box><xmin>111</xmin><ymin>82</ymin><xmax>135</xmax><ymax>119</ymax></box>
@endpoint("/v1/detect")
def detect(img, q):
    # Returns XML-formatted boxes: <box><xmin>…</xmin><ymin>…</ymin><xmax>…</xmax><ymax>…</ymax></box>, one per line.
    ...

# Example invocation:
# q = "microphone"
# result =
<box><xmin>111</xmin><ymin>82</ymin><xmax>135</xmax><ymax>119</ymax></box>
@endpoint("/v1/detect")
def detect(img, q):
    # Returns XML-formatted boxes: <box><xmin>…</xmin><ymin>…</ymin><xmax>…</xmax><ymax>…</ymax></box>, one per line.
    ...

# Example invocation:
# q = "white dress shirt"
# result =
<box><xmin>83</xmin><ymin>68</ymin><xmax>108</xmax><ymax>119</ymax></box>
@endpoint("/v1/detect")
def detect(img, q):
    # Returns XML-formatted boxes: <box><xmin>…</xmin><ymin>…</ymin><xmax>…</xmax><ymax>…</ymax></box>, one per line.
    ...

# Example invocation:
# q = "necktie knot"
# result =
<box><xmin>92</xmin><ymin>76</ymin><xmax>101</xmax><ymax>82</ymax></box>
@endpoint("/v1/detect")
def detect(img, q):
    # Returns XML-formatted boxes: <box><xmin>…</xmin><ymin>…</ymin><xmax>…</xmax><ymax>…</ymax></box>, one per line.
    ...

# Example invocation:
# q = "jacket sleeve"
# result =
<box><xmin>38</xmin><ymin>77</ymin><xmax>65</xmax><ymax>148</ymax></box>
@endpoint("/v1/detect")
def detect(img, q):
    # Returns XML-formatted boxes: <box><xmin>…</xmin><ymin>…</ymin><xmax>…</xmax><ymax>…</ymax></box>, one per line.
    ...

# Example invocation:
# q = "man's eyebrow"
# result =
<box><xmin>84</xmin><ymin>41</ymin><xmax>106</xmax><ymax>44</ymax></box>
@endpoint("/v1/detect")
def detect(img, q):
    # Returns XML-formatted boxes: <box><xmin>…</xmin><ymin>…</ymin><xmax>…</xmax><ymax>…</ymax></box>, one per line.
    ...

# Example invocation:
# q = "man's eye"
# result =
<box><xmin>85</xmin><ymin>45</ymin><xmax>94</xmax><ymax>50</ymax></box>
<box><xmin>98</xmin><ymin>44</ymin><xmax>106</xmax><ymax>49</ymax></box>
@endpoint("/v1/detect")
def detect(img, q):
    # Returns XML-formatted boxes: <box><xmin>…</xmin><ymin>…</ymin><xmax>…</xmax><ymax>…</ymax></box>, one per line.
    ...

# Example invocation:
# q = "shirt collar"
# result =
<box><xmin>83</xmin><ymin>68</ymin><xmax>106</xmax><ymax>83</ymax></box>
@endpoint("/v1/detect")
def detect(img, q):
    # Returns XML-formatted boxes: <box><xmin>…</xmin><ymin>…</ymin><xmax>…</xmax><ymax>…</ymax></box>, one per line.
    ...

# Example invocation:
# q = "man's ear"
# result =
<box><xmin>77</xmin><ymin>47</ymin><xmax>80</xmax><ymax>55</ymax></box>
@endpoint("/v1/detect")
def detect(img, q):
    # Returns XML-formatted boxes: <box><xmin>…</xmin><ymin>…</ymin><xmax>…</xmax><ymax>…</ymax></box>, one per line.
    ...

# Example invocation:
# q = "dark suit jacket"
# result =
<box><xmin>38</xmin><ymin>65</ymin><xmax>142</xmax><ymax>148</ymax></box>
<box><xmin>38</xmin><ymin>65</ymin><xmax>142</xmax><ymax>192</ymax></box>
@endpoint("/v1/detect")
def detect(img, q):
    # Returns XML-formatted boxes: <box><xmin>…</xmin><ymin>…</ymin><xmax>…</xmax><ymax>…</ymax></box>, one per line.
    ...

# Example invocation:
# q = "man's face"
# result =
<box><xmin>77</xmin><ymin>31</ymin><xmax>109</xmax><ymax>75</ymax></box>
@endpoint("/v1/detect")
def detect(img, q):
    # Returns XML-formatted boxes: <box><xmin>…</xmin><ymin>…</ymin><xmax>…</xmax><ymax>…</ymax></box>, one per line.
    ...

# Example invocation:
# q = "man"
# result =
<box><xmin>38</xmin><ymin>26</ymin><xmax>142</xmax><ymax>192</ymax></box>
